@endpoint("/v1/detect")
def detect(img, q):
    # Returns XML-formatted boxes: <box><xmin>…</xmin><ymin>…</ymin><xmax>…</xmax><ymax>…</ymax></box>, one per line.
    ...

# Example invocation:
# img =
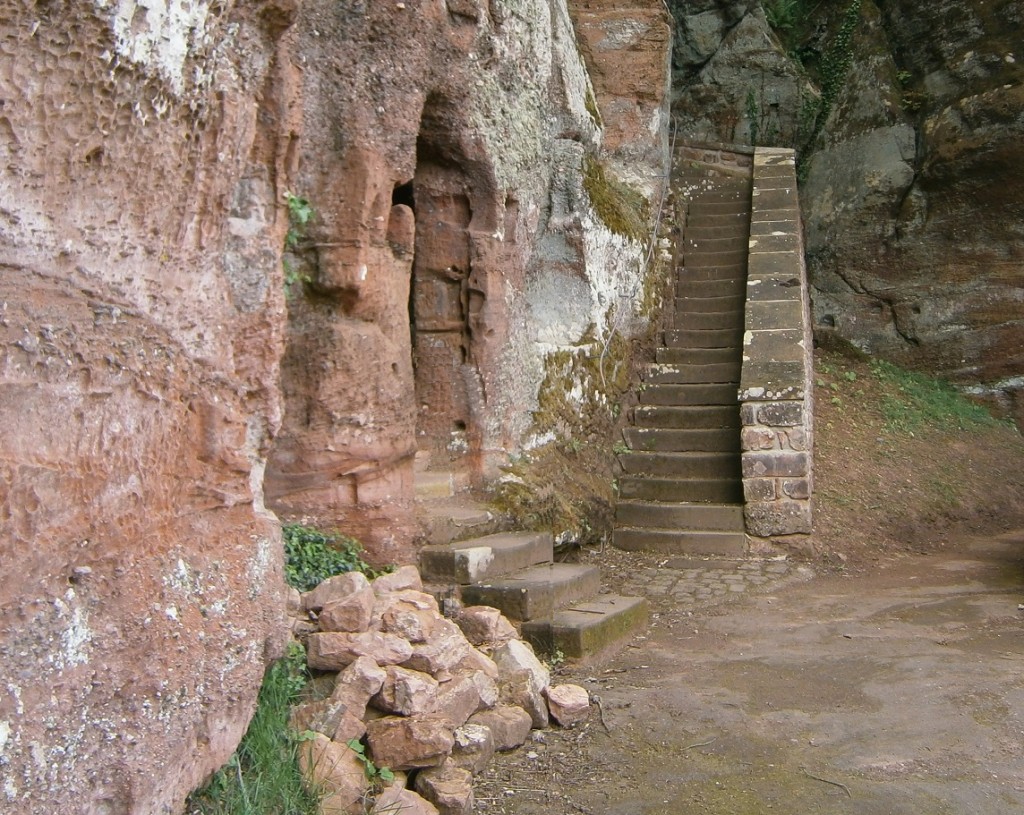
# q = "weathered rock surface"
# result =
<box><xmin>263</xmin><ymin>0</ymin><xmax>664</xmax><ymax>556</ymax></box>
<box><xmin>319</xmin><ymin>587</ymin><xmax>377</xmax><ymax>633</ymax></box>
<box><xmin>0</xmin><ymin>4</ymin><xmax>293</xmax><ymax>812</ymax></box>
<box><xmin>308</xmin><ymin>631</ymin><xmax>414</xmax><ymax>671</ymax></box>
<box><xmin>467</xmin><ymin>706</ymin><xmax>535</xmax><ymax>751</ymax></box>
<box><xmin>299</xmin><ymin>734</ymin><xmax>370</xmax><ymax>815</ymax></box>
<box><xmin>454</xmin><ymin>605</ymin><xmax>518</xmax><ymax>646</ymax></box>
<box><xmin>364</xmin><ymin>714</ymin><xmax>456</xmax><ymax>771</ymax></box>
<box><xmin>449</xmin><ymin>724</ymin><xmax>497</xmax><ymax>776</ymax></box>
<box><xmin>414</xmin><ymin>764</ymin><xmax>476</xmax><ymax>815</ymax></box>
<box><xmin>305</xmin><ymin>572</ymin><xmax>373</xmax><ymax>612</ymax></box>
<box><xmin>545</xmin><ymin>684</ymin><xmax>592</xmax><ymax>727</ymax></box>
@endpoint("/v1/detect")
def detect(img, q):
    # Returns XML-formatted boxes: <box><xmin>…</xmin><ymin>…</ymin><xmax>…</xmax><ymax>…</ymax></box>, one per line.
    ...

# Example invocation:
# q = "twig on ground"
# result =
<box><xmin>683</xmin><ymin>736</ymin><xmax>718</xmax><ymax>751</ymax></box>
<box><xmin>589</xmin><ymin>693</ymin><xmax>610</xmax><ymax>732</ymax></box>
<box><xmin>801</xmin><ymin>767</ymin><xmax>852</xmax><ymax>798</ymax></box>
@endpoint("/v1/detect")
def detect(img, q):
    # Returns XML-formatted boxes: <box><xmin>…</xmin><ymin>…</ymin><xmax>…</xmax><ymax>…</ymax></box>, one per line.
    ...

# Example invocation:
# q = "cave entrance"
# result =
<box><xmin>405</xmin><ymin>99</ymin><xmax>482</xmax><ymax>481</ymax></box>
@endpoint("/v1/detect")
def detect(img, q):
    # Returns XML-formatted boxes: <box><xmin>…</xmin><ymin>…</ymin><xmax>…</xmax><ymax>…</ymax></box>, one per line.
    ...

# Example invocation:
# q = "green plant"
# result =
<box><xmin>612</xmin><ymin>440</ymin><xmax>630</xmax><ymax>455</ymax></box>
<box><xmin>870</xmin><ymin>359</ymin><xmax>999</xmax><ymax>435</ymax></box>
<box><xmin>282</xmin><ymin>524</ymin><xmax>379</xmax><ymax>592</ymax></box>
<box><xmin>582</xmin><ymin>156</ymin><xmax>650</xmax><ymax>242</ymax></box>
<box><xmin>763</xmin><ymin>0</ymin><xmax>803</xmax><ymax>33</ymax></box>
<box><xmin>345</xmin><ymin>739</ymin><xmax>395</xmax><ymax>787</ymax></box>
<box><xmin>283</xmin><ymin>192</ymin><xmax>315</xmax><ymax>298</ymax></box>
<box><xmin>896</xmin><ymin>69</ymin><xmax>912</xmax><ymax>87</ymax></box>
<box><xmin>186</xmin><ymin>642</ymin><xmax>317</xmax><ymax>815</ymax></box>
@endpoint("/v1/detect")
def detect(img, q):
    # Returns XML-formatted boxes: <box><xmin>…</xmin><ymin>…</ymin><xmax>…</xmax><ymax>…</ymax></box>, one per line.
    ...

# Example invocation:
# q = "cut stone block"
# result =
<box><xmin>522</xmin><ymin>594</ymin><xmax>649</xmax><ymax>661</ymax></box>
<box><xmin>461</xmin><ymin>563</ymin><xmax>601</xmax><ymax>622</ymax></box>
<box><xmin>418</xmin><ymin>531</ymin><xmax>553</xmax><ymax>585</ymax></box>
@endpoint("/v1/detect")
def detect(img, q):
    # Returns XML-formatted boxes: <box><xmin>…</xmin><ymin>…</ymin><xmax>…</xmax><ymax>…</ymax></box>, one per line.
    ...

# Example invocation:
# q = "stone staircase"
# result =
<box><xmin>613</xmin><ymin>153</ymin><xmax>753</xmax><ymax>556</ymax></box>
<box><xmin>413</xmin><ymin>469</ymin><xmax>649</xmax><ymax>662</ymax></box>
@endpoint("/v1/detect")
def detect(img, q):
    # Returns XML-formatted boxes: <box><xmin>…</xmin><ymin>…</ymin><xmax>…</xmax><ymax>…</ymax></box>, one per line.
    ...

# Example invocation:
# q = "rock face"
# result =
<box><xmin>667</xmin><ymin>0</ymin><xmax>1024</xmax><ymax>422</ymax></box>
<box><xmin>0</xmin><ymin>2</ymin><xmax>668</xmax><ymax>812</ymax></box>
<box><xmin>0</xmin><ymin>3</ymin><xmax>293</xmax><ymax>813</ymax></box>
<box><xmin>802</xmin><ymin>0</ymin><xmax>1024</xmax><ymax>423</ymax></box>
<box><xmin>264</xmin><ymin>0</ymin><xmax>670</xmax><ymax>558</ymax></box>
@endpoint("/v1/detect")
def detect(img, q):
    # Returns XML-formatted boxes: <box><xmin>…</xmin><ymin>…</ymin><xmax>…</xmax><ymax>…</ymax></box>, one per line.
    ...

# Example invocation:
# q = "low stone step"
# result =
<box><xmin>639</xmin><ymin>382</ymin><xmax>739</xmax><ymax>405</ymax></box>
<box><xmin>618</xmin><ymin>451</ymin><xmax>741</xmax><ymax>479</ymax></box>
<box><xmin>618</xmin><ymin>476</ymin><xmax>744</xmax><ymax>503</ymax></box>
<box><xmin>688</xmin><ymin>200</ymin><xmax>750</xmax><ymax>216</ymax></box>
<box><xmin>685</xmin><ymin>211</ymin><xmax>750</xmax><ymax>228</ymax></box>
<box><xmin>673</xmin><ymin>294</ymin><xmax>744</xmax><ymax>312</ymax></box>
<box><xmin>615</xmin><ymin>500</ymin><xmax>744</xmax><ymax>531</ymax></box>
<box><xmin>673</xmin><ymin>311</ymin><xmax>743</xmax><ymax>330</ymax></box>
<box><xmin>676</xmin><ymin>280</ymin><xmax>746</xmax><ymax>299</ymax></box>
<box><xmin>676</xmin><ymin>265</ymin><xmax>746</xmax><ymax>282</ymax></box>
<box><xmin>623</xmin><ymin>426</ymin><xmax>740</xmax><ymax>452</ymax></box>
<box><xmin>684</xmin><ymin>224</ymin><xmax>749</xmax><ymax>240</ymax></box>
<box><xmin>419</xmin><ymin>498</ymin><xmax>501</xmax><ymax>546</ymax></box>
<box><xmin>612</xmin><ymin>528</ymin><xmax>747</xmax><ymax>556</ymax></box>
<box><xmin>419</xmin><ymin>531</ymin><xmax>553</xmax><ymax>585</ymax></box>
<box><xmin>522</xmin><ymin>594</ymin><xmax>649</xmax><ymax>662</ymax></box>
<box><xmin>683</xmin><ymin>236</ymin><xmax>748</xmax><ymax>253</ymax></box>
<box><xmin>461</xmin><ymin>563</ymin><xmax>601</xmax><ymax>622</ymax></box>
<box><xmin>643</xmin><ymin>362</ymin><xmax>741</xmax><ymax>384</ymax></box>
<box><xmin>663</xmin><ymin>328</ymin><xmax>743</xmax><ymax>349</ymax></box>
<box><xmin>656</xmin><ymin>346</ymin><xmax>738</xmax><ymax>366</ymax></box>
<box><xmin>686</xmin><ymin>249</ymin><xmax>748</xmax><ymax>266</ymax></box>
<box><xmin>415</xmin><ymin>471</ymin><xmax>454</xmax><ymax>500</ymax></box>
<box><xmin>633</xmin><ymin>405</ymin><xmax>740</xmax><ymax>429</ymax></box>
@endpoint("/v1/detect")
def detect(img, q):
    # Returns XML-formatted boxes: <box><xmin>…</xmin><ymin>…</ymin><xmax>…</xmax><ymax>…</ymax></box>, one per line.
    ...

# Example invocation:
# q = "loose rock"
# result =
<box><xmin>319</xmin><ymin>586</ymin><xmax>376</xmax><ymax>633</ymax></box>
<box><xmin>298</xmin><ymin>733</ymin><xmax>368</xmax><ymax>815</ymax></box>
<box><xmin>415</xmin><ymin>764</ymin><xmax>475</xmax><ymax>815</ymax></box>
<box><xmin>448</xmin><ymin>724</ymin><xmax>495</xmax><ymax>776</ymax></box>
<box><xmin>545</xmin><ymin>684</ymin><xmax>590</xmax><ymax>727</ymax></box>
<box><xmin>304</xmin><ymin>571</ymin><xmax>372</xmax><ymax>612</ymax></box>
<box><xmin>467</xmin><ymin>706</ymin><xmax>532</xmax><ymax>751</ymax></box>
<box><xmin>375</xmin><ymin>665</ymin><xmax>440</xmax><ymax>716</ymax></box>
<box><xmin>308</xmin><ymin>631</ymin><xmax>413</xmax><ymax>671</ymax></box>
<box><xmin>454</xmin><ymin>606</ymin><xmax>517</xmax><ymax>646</ymax></box>
<box><xmin>371</xmin><ymin>785</ymin><xmax>439</xmax><ymax>815</ymax></box>
<box><xmin>365</xmin><ymin>714</ymin><xmax>456</xmax><ymax>770</ymax></box>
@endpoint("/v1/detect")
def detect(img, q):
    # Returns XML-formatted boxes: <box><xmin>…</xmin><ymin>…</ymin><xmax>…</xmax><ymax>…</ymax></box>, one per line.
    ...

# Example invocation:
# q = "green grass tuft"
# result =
<box><xmin>186</xmin><ymin>643</ymin><xmax>318</xmax><ymax>815</ymax></box>
<box><xmin>870</xmin><ymin>359</ymin><xmax>999</xmax><ymax>434</ymax></box>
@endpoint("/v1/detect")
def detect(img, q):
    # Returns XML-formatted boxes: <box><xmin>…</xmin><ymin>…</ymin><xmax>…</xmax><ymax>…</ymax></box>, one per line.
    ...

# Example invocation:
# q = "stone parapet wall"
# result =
<box><xmin>740</xmin><ymin>147</ymin><xmax>814</xmax><ymax>549</ymax></box>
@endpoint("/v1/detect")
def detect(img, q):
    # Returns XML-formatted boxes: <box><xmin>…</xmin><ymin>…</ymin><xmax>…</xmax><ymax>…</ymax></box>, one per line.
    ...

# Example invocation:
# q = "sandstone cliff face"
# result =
<box><xmin>0</xmin><ymin>2</ymin><xmax>294</xmax><ymax>812</ymax></box>
<box><xmin>0</xmin><ymin>2</ymin><xmax>670</xmax><ymax>811</ymax></box>
<box><xmin>668</xmin><ymin>0</ymin><xmax>1024</xmax><ymax>422</ymax></box>
<box><xmin>265</xmin><ymin>0</ymin><xmax>671</xmax><ymax>558</ymax></box>
<box><xmin>802</xmin><ymin>0</ymin><xmax>1024</xmax><ymax>422</ymax></box>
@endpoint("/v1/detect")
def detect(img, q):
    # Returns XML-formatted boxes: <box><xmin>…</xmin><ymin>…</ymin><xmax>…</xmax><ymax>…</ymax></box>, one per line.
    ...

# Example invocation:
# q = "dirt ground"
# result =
<box><xmin>477</xmin><ymin>530</ymin><xmax>1024</xmax><ymax>814</ymax></box>
<box><xmin>473</xmin><ymin>348</ymin><xmax>1024</xmax><ymax>814</ymax></box>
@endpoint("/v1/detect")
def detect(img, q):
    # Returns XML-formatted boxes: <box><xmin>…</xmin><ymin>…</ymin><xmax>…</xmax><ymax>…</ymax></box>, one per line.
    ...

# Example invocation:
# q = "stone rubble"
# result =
<box><xmin>287</xmin><ymin>565</ymin><xmax>592</xmax><ymax>814</ymax></box>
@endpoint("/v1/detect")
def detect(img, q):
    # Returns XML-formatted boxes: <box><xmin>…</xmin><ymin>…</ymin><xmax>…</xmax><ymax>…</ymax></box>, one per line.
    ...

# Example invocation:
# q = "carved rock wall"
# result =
<box><xmin>265</xmin><ymin>0</ymin><xmax>670</xmax><ymax>558</ymax></box>
<box><xmin>0</xmin><ymin>2</ymin><xmax>295</xmax><ymax>812</ymax></box>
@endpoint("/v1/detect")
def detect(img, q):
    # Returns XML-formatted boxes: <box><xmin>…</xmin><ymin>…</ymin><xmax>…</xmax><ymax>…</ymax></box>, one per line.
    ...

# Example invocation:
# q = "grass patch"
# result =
<box><xmin>870</xmin><ymin>360</ymin><xmax>999</xmax><ymax>435</ymax></box>
<box><xmin>282</xmin><ymin>524</ymin><xmax>380</xmax><ymax>592</ymax></box>
<box><xmin>187</xmin><ymin>643</ymin><xmax>317</xmax><ymax>815</ymax></box>
<box><xmin>583</xmin><ymin>156</ymin><xmax>650</xmax><ymax>242</ymax></box>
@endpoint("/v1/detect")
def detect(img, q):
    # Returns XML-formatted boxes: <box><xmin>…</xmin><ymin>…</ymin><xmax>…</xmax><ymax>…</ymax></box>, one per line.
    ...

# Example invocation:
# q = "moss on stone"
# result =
<box><xmin>582</xmin><ymin>157</ymin><xmax>650</xmax><ymax>242</ymax></box>
<box><xmin>584</xmin><ymin>87</ymin><xmax>603</xmax><ymax>128</ymax></box>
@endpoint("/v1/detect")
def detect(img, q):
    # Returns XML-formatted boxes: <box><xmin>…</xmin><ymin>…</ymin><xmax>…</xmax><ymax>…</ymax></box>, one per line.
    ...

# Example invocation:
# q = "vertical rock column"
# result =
<box><xmin>739</xmin><ymin>148</ymin><xmax>814</xmax><ymax>548</ymax></box>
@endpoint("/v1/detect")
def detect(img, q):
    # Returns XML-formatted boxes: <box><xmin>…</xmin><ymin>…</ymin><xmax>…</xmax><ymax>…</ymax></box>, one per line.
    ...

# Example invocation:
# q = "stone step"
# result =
<box><xmin>673</xmin><ymin>311</ymin><xmax>743</xmax><ymax>330</ymax></box>
<box><xmin>623</xmin><ymin>426</ymin><xmax>740</xmax><ymax>453</ymax></box>
<box><xmin>418</xmin><ymin>531</ymin><xmax>554</xmax><ymax>585</ymax></box>
<box><xmin>676</xmin><ymin>265</ymin><xmax>746</xmax><ymax>282</ymax></box>
<box><xmin>618</xmin><ymin>451</ymin><xmax>741</xmax><ymax>479</ymax></box>
<box><xmin>418</xmin><ymin>497</ymin><xmax>501</xmax><ymax>546</ymax></box>
<box><xmin>685</xmin><ymin>249</ymin><xmax>748</xmax><ymax>266</ymax></box>
<box><xmin>656</xmin><ymin>346</ymin><xmax>738</xmax><ymax>366</ymax></box>
<box><xmin>461</xmin><ymin>563</ymin><xmax>602</xmax><ymax>622</ymax></box>
<box><xmin>521</xmin><ymin>594</ymin><xmax>649</xmax><ymax>662</ymax></box>
<box><xmin>663</xmin><ymin>328</ymin><xmax>743</xmax><ymax>349</ymax></box>
<box><xmin>612</xmin><ymin>528</ymin><xmax>747</xmax><ymax>556</ymax></box>
<box><xmin>673</xmin><ymin>293</ymin><xmax>744</xmax><ymax>311</ymax></box>
<box><xmin>618</xmin><ymin>476</ymin><xmax>744</xmax><ymax>503</ymax></box>
<box><xmin>676</xmin><ymin>279</ymin><xmax>746</xmax><ymax>299</ymax></box>
<box><xmin>633</xmin><ymin>405</ymin><xmax>740</xmax><ymax>428</ymax></box>
<box><xmin>683</xmin><ymin>236</ymin><xmax>748</xmax><ymax>253</ymax></box>
<box><xmin>688</xmin><ymin>200</ymin><xmax>750</xmax><ymax>216</ymax></box>
<box><xmin>685</xmin><ymin>211</ymin><xmax>751</xmax><ymax>228</ymax></box>
<box><xmin>684</xmin><ymin>224</ymin><xmax>751</xmax><ymax>240</ymax></box>
<box><xmin>415</xmin><ymin>471</ymin><xmax>454</xmax><ymax>500</ymax></box>
<box><xmin>615</xmin><ymin>500</ymin><xmax>744</xmax><ymax>531</ymax></box>
<box><xmin>639</xmin><ymin>382</ymin><xmax>739</xmax><ymax>405</ymax></box>
<box><xmin>643</xmin><ymin>362</ymin><xmax>741</xmax><ymax>384</ymax></box>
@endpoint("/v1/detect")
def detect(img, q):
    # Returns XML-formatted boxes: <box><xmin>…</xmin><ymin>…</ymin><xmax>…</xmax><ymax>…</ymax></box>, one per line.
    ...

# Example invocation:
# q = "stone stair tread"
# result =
<box><xmin>612</xmin><ymin>528</ymin><xmax>747</xmax><ymax>556</ymax></box>
<box><xmin>638</xmin><ymin>382</ymin><xmax>739</xmax><ymax>405</ymax></box>
<box><xmin>618</xmin><ymin>476</ymin><xmax>744</xmax><ymax>503</ymax></box>
<box><xmin>615</xmin><ymin>500</ymin><xmax>744</xmax><ymax>530</ymax></box>
<box><xmin>663</xmin><ymin>329</ymin><xmax>743</xmax><ymax>350</ymax></box>
<box><xmin>418</xmin><ymin>495</ymin><xmax>502</xmax><ymax>545</ymax></box>
<box><xmin>461</xmin><ymin>562</ymin><xmax>601</xmax><ymax>622</ymax></box>
<box><xmin>521</xmin><ymin>594</ymin><xmax>649</xmax><ymax>662</ymax></box>
<box><xmin>418</xmin><ymin>531</ymin><xmax>553</xmax><ymax>585</ymax></box>
<box><xmin>656</xmin><ymin>347</ymin><xmax>738</xmax><ymax>365</ymax></box>
<box><xmin>643</xmin><ymin>363</ymin><xmax>741</xmax><ymax>385</ymax></box>
<box><xmin>618</xmin><ymin>451</ymin><xmax>741</xmax><ymax>478</ymax></box>
<box><xmin>633</xmin><ymin>405</ymin><xmax>740</xmax><ymax>428</ymax></box>
<box><xmin>623</xmin><ymin>426</ymin><xmax>740</xmax><ymax>452</ymax></box>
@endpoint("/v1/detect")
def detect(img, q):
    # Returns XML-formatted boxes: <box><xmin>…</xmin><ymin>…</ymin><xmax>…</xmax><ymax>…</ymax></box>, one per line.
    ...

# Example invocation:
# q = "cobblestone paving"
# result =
<box><xmin>606</xmin><ymin>555</ymin><xmax>804</xmax><ymax>613</ymax></box>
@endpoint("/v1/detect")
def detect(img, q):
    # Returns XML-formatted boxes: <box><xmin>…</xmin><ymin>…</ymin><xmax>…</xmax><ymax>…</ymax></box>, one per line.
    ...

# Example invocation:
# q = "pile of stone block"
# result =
<box><xmin>286</xmin><ymin>565</ymin><xmax>591</xmax><ymax>814</ymax></box>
